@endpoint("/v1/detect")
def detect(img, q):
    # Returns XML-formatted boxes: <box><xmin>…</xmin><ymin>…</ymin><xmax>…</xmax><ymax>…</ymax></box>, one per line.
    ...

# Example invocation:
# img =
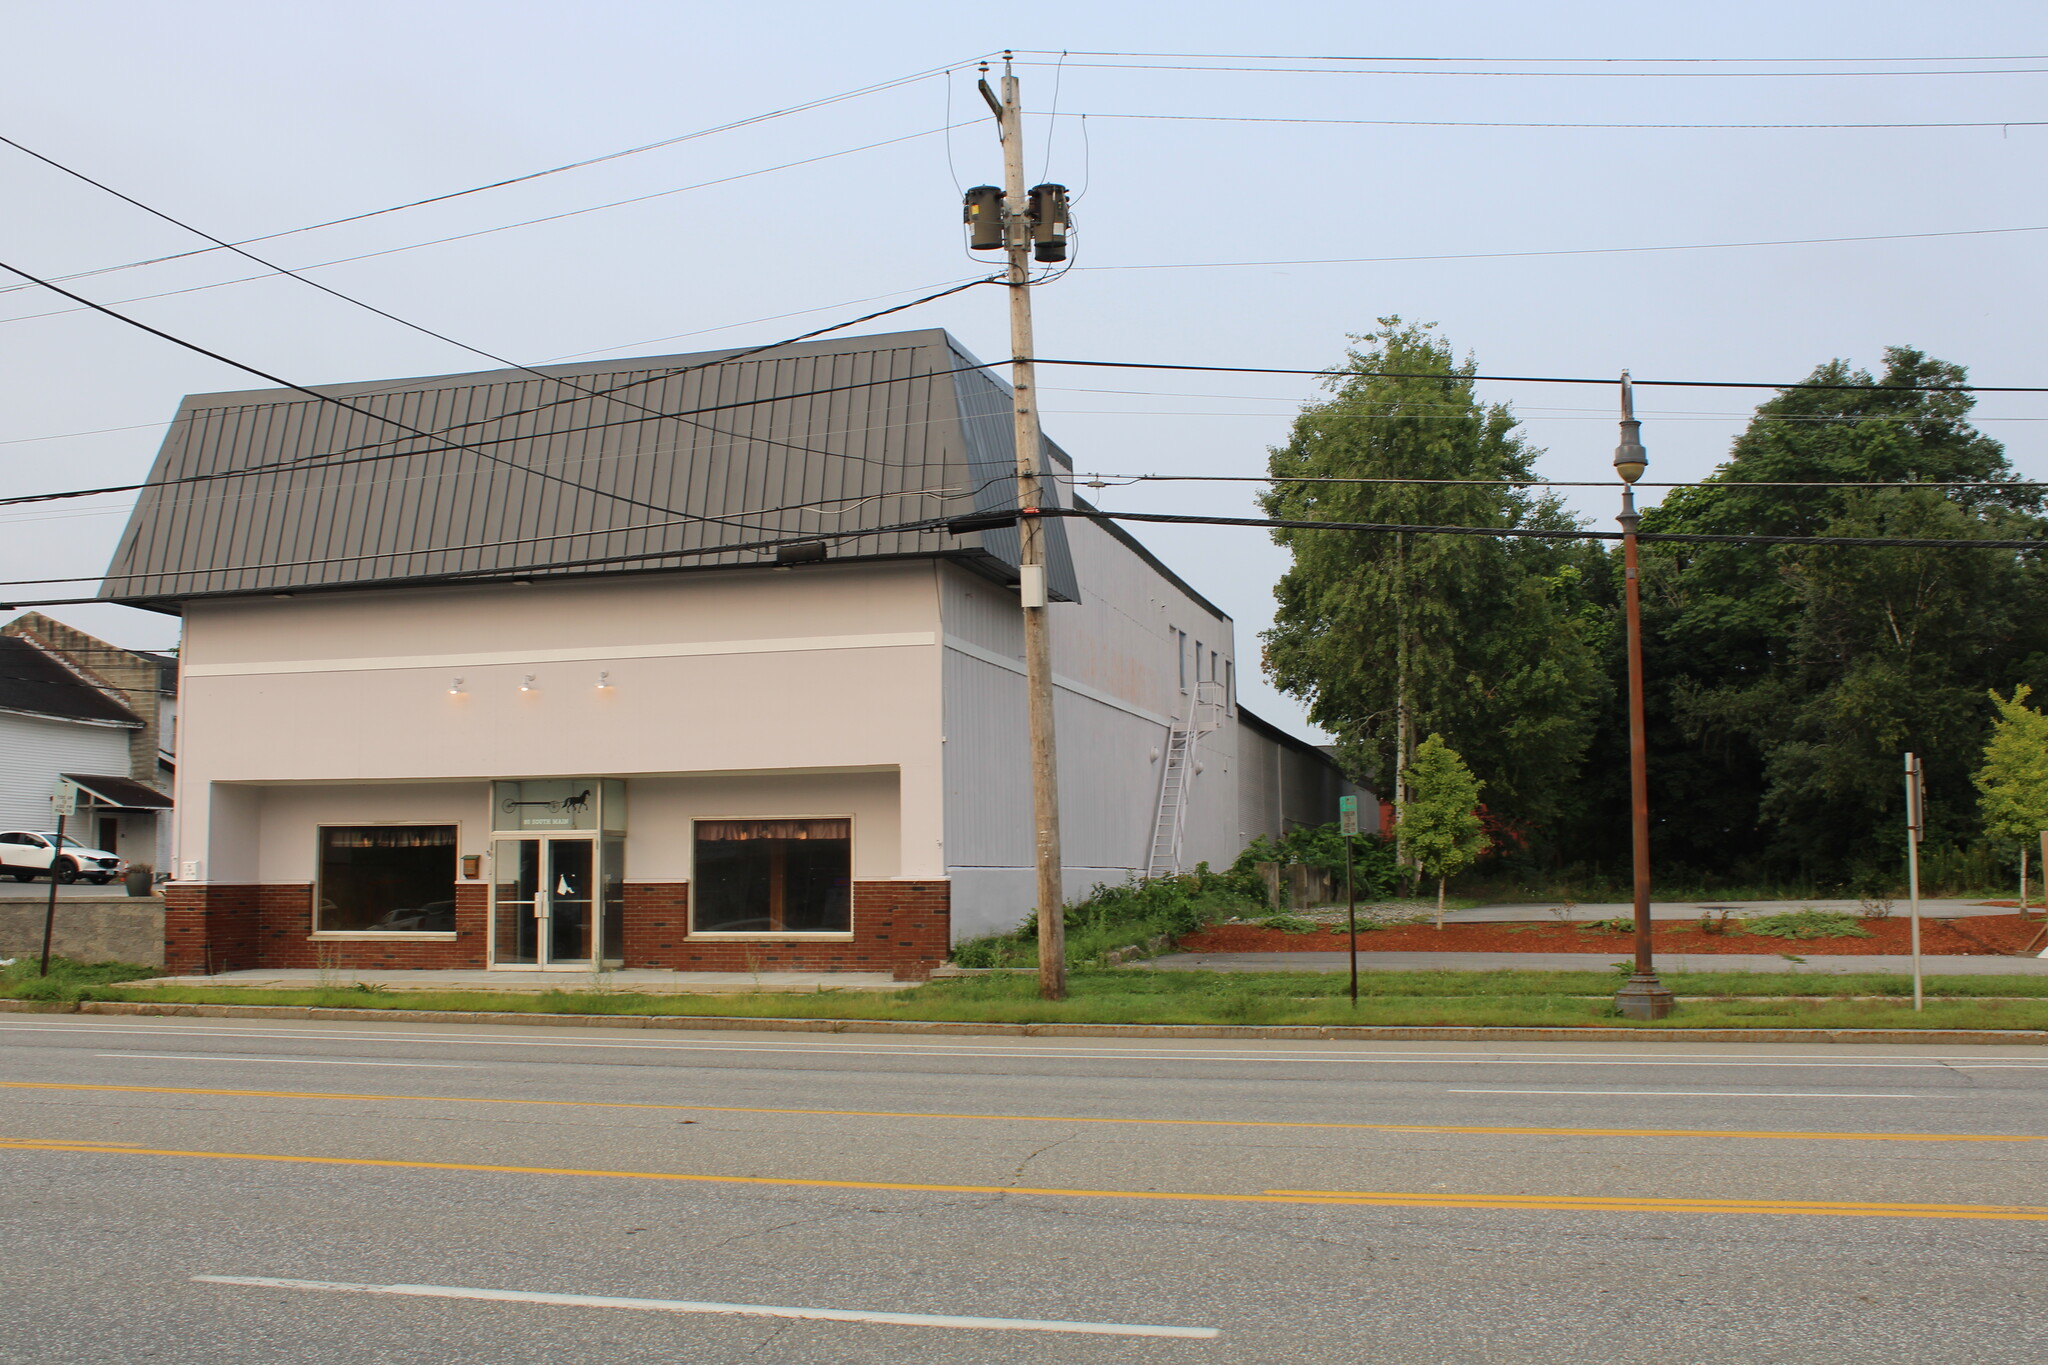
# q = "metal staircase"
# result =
<box><xmin>1146</xmin><ymin>725</ymin><xmax>1194</xmax><ymax>878</ymax></box>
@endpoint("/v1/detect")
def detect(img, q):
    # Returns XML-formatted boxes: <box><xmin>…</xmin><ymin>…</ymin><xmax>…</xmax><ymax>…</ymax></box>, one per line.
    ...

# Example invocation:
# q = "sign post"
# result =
<box><xmin>1904</xmin><ymin>754</ymin><xmax>1925</xmax><ymax>1011</ymax></box>
<box><xmin>1339</xmin><ymin>796</ymin><xmax>1360</xmax><ymax>1007</ymax></box>
<box><xmin>40</xmin><ymin>780</ymin><xmax>77</xmax><ymax>978</ymax></box>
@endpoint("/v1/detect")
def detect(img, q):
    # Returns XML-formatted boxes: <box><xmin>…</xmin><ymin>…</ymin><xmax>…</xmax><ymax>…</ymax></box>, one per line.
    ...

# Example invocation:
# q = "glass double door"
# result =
<box><xmin>491</xmin><ymin>836</ymin><xmax>614</xmax><ymax>969</ymax></box>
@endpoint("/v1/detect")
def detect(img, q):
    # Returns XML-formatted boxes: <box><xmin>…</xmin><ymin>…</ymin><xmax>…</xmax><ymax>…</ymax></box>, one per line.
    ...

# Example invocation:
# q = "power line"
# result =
<box><xmin>1064</xmin><ymin>110</ymin><xmax>2048</xmax><ymax>132</ymax></box>
<box><xmin>1012</xmin><ymin>49</ymin><xmax>2048</xmax><ymax>65</ymax></box>
<box><xmin>6</xmin><ymin>493</ymin><xmax>2041</xmax><ymax>614</ymax></box>
<box><xmin>1072</xmin><ymin>224</ymin><xmax>2048</xmax><ymax>274</ymax></box>
<box><xmin>0</xmin><ymin>477</ymin><xmax>985</xmax><ymax>589</ymax></box>
<box><xmin>0</xmin><ymin>134</ymin><xmax>994</xmax><ymax>492</ymax></box>
<box><xmin>0</xmin><ymin>254</ymin><xmax>995</xmax><ymax>537</ymax></box>
<box><xmin>1027</xmin><ymin>357</ymin><xmax>2048</xmax><ymax>394</ymax></box>
<box><xmin>0</xmin><ymin>123</ymin><xmax>977</xmax><ymax>328</ymax></box>
<box><xmin>1010</xmin><ymin>507</ymin><xmax>2048</xmax><ymax>552</ymax></box>
<box><xmin>1073</xmin><ymin>473</ymin><xmax>2048</xmax><ymax>491</ymax></box>
<box><xmin>0</xmin><ymin>273</ymin><xmax>989</xmax><ymax>450</ymax></box>
<box><xmin>0</xmin><ymin>279</ymin><xmax>996</xmax><ymax>512</ymax></box>
<box><xmin>1009</xmin><ymin>58</ymin><xmax>2048</xmax><ymax>79</ymax></box>
<box><xmin>0</xmin><ymin>56</ymin><xmax>992</xmax><ymax>300</ymax></box>
<box><xmin>9</xmin><ymin>340</ymin><xmax>2035</xmax><ymax>517</ymax></box>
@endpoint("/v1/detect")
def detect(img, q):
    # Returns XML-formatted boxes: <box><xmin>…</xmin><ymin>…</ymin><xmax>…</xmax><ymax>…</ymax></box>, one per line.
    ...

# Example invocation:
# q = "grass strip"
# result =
<box><xmin>6</xmin><ymin>966</ymin><xmax>2044</xmax><ymax>1031</ymax></box>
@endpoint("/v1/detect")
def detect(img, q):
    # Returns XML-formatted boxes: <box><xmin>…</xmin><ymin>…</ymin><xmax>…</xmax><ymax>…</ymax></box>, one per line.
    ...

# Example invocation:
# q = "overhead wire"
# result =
<box><xmin>1008</xmin><ymin>49</ymin><xmax>2048</xmax><ymax>65</ymax></box>
<box><xmin>0</xmin><ymin>122</ymin><xmax>980</xmax><ymax>329</ymax></box>
<box><xmin>1024</xmin><ymin>507</ymin><xmax>2047</xmax><ymax>552</ymax></box>
<box><xmin>0</xmin><ymin>131</ymin><xmax>1005</xmax><ymax>493</ymax></box>
<box><xmin>0</xmin><ymin>253</ymin><xmax>995</xmax><ymax>537</ymax></box>
<box><xmin>1006</xmin><ymin>58</ymin><xmax>2048</xmax><ymax>79</ymax></box>
<box><xmin>1025</xmin><ymin>357</ymin><xmax>2048</xmax><ymax>394</ymax></box>
<box><xmin>1062</xmin><ymin>110</ymin><xmax>2048</xmax><ymax>131</ymax></box>
<box><xmin>0</xmin><ymin>55</ymin><xmax>995</xmax><ymax>300</ymax></box>
<box><xmin>1069</xmin><ymin>473</ymin><xmax>2048</xmax><ymax>490</ymax></box>
<box><xmin>7</xmin><ymin>340</ymin><xmax>2041</xmax><ymax>516</ymax></box>
<box><xmin>1071</xmin><ymin>224</ymin><xmax>2048</xmax><ymax>274</ymax></box>
<box><xmin>0</xmin><ymin>273</ymin><xmax>998</xmax><ymax>517</ymax></box>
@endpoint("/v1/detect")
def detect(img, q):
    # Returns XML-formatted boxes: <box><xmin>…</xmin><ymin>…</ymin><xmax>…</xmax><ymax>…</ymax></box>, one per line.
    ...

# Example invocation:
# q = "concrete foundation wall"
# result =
<box><xmin>0</xmin><ymin>896</ymin><xmax>165</xmax><ymax>966</ymax></box>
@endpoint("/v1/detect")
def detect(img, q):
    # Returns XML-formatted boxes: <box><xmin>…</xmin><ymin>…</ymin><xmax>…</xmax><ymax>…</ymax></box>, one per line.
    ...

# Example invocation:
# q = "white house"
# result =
<box><xmin>101</xmin><ymin>329</ymin><xmax>1362</xmax><ymax>978</ymax></box>
<box><xmin>0</xmin><ymin>625</ymin><xmax>174</xmax><ymax>870</ymax></box>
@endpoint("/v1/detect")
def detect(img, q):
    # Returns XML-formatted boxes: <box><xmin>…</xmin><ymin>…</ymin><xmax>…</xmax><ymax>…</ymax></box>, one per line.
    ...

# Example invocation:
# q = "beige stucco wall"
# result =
<box><xmin>173</xmin><ymin>564</ymin><xmax>944</xmax><ymax>884</ymax></box>
<box><xmin>225</xmin><ymin>770</ymin><xmax>901</xmax><ymax>884</ymax></box>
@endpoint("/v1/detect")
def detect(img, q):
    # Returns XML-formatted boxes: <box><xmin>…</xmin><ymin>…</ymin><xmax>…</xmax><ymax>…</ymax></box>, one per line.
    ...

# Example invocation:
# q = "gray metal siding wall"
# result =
<box><xmin>1235</xmin><ymin>719</ymin><xmax>1372</xmax><ymax>846</ymax></box>
<box><xmin>938</xmin><ymin>505</ymin><xmax>1246</xmax><ymax>937</ymax></box>
<box><xmin>103</xmin><ymin>330</ymin><xmax>1055</xmax><ymax>603</ymax></box>
<box><xmin>946</xmin><ymin>346</ymin><xmax>1080</xmax><ymax>602</ymax></box>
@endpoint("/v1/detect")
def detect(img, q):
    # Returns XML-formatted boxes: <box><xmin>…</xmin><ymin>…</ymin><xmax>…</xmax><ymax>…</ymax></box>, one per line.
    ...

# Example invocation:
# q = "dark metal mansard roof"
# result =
<box><xmin>0</xmin><ymin>637</ymin><xmax>142</xmax><ymax>725</ymax></box>
<box><xmin>100</xmin><ymin>329</ymin><xmax>1079</xmax><ymax>610</ymax></box>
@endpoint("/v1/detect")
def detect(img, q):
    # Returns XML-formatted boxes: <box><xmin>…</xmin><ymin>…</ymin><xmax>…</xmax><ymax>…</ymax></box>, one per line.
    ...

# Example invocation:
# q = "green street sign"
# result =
<box><xmin>1338</xmin><ymin>794</ymin><xmax>1358</xmax><ymax>835</ymax></box>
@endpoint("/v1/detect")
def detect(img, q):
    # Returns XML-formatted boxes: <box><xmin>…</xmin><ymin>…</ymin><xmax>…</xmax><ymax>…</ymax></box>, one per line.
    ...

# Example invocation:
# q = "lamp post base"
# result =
<box><xmin>1614</xmin><ymin>974</ymin><xmax>1676</xmax><ymax>1021</ymax></box>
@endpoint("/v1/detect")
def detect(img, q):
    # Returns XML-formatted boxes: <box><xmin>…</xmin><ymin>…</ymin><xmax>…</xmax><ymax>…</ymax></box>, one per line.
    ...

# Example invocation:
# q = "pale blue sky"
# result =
<box><xmin>4</xmin><ymin>1</ymin><xmax>2045</xmax><ymax>738</ymax></box>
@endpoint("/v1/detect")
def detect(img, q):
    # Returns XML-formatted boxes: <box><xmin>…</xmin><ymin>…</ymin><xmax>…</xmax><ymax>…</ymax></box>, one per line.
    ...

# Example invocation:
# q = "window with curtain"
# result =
<box><xmin>692</xmin><ymin>819</ymin><xmax>851</xmax><ymax>933</ymax></box>
<box><xmin>317</xmin><ymin>826</ymin><xmax>457</xmax><ymax>932</ymax></box>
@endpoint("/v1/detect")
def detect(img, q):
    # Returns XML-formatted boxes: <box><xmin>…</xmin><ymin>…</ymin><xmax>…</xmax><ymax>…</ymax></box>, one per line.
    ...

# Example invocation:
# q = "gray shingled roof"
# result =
<box><xmin>101</xmin><ymin>328</ymin><xmax>1078</xmax><ymax>607</ymax></box>
<box><xmin>0</xmin><ymin>638</ymin><xmax>141</xmax><ymax>725</ymax></box>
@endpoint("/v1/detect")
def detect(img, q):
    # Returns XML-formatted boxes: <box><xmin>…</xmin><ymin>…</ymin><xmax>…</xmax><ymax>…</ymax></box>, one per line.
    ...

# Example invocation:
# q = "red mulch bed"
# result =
<box><xmin>1177</xmin><ymin>913</ymin><xmax>2048</xmax><ymax>957</ymax></box>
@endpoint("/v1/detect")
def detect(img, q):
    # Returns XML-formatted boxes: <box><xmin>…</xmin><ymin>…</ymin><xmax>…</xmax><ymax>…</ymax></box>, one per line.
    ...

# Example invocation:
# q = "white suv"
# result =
<box><xmin>0</xmin><ymin>831</ymin><xmax>127</xmax><ymax>885</ymax></box>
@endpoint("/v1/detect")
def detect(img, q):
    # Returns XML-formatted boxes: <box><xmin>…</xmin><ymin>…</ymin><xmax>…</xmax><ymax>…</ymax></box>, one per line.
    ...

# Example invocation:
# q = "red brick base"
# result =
<box><xmin>164</xmin><ymin>879</ymin><xmax>949</xmax><ymax>981</ymax></box>
<box><xmin>622</xmin><ymin>881</ymin><xmax>949</xmax><ymax>980</ymax></box>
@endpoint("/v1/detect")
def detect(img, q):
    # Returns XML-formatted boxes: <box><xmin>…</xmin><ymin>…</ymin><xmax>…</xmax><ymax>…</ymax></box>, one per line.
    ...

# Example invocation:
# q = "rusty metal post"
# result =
<box><xmin>1611</xmin><ymin>374</ymin><xmax>1674</xmax><ymax>1021</ymax></box>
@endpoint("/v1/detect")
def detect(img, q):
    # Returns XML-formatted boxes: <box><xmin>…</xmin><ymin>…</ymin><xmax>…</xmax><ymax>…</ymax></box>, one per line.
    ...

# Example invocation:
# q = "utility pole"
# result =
<box><xmin>966</xmin><ymin>56</ymin><xmax>1072</xmax><ymax>999</ymax></box>
<box><xmin>1611</xmin><ymin>375</ymin><xmax>1674</xmax><ymax>1021</ymax></box>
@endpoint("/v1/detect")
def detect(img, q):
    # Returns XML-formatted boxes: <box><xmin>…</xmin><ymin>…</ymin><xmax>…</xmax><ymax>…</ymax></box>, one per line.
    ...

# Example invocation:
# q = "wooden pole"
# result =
<box><xmin>992</xmin><ymin>59</ymin><xmax>1066</xmax><ymax>999</ymax></box>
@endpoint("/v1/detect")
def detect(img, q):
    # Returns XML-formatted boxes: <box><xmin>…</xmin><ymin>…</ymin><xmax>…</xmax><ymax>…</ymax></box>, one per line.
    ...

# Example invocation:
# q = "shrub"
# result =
<box><xmin>1259</xmin><ymin>914</ymin><xmax>1323</xmax><ymax>935</ymax></box>
<box><xmin>1228</xmin><ymin>824</ymin><xmax>1400</xmax><ymax>896</ymax></box>
<box><xmin>950</xmin><ymin>868</ymin><xmax>1263</xmax><ymax>968</ymax></box>
<box><xmin>1739</xmin><ymin>910</ymin><xmax>1874</xmax><ymax>940</ymax></box>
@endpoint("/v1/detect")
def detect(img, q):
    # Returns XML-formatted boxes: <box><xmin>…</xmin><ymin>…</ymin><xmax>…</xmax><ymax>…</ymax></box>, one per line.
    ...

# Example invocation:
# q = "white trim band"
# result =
<box><xmin>185</xmin><ymin>633</ymin><xmax>939</xmax><ymax>678</ymax></box>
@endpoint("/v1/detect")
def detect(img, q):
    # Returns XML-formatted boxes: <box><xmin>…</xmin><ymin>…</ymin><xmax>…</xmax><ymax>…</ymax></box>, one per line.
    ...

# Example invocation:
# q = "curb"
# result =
<box><xmin>1</xmin><ymin>998</ymin><xmax>2042</xmax><ymax>1046</ymax></box>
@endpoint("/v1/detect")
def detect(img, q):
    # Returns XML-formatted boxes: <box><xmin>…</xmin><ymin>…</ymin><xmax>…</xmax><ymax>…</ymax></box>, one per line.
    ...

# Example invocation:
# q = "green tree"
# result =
<box><xmin>1974</xmin><ymin>686</ymin><xmax>2048</xmax><ymax>906</ymax></box>
<box><xmin>1398</xmin><ymin>734</ymin><xmax>1489</xmax><ymax>924</ymax></box>
<box><xmin>1261</xmin><ymin>320</ymin><xmax>1606</xmax><ymax>849</ymax></box>
<box><xmin>1629</xmin><ymin>348</ymin><xmax>2048</xmax><ymax>884</ymax></box>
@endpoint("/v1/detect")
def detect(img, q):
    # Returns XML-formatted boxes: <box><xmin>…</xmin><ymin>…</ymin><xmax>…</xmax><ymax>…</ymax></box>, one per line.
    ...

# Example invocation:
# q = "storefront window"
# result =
<box><xmin>692</xmin><ymin>819</ymin><xmax>851</xmax><ymax>933</ymax></box>
<box><xmin>317</xmin><ymin>826</ymin><xmax>457</xmax><ymax>933</ymax></box>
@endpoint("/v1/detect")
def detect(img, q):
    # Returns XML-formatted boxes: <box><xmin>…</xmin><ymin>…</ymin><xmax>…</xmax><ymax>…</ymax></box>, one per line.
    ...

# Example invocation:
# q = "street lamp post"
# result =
<box><xmin>1612</xmin><ymin>374</ymin><xmax>1676</xmax><ymax>1021</ymax></box>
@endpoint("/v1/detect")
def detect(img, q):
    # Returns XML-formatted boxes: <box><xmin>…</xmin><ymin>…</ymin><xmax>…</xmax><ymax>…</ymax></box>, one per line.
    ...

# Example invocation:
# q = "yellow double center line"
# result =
<box><xmin>4</xmin><ymin>1139</ymin><xmax>2045</xmax><ymax>1223</ymax></box>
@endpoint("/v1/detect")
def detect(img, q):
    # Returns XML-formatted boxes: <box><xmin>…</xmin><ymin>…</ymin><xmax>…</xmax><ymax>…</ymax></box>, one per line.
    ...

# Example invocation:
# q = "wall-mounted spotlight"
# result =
<box><xmin>596</xmin><ymin>670</ymin><xmax>613</xmax><ymax>690</ymax></box>
<box><xmin>520</xmin><ymin>674</ymin><xmax>536</xmax><ymax>692</ymax></box>
<box><xmin>449</xmin><ymin>677</ymin><xmax>465</xmax><ymax>695</ymax></box>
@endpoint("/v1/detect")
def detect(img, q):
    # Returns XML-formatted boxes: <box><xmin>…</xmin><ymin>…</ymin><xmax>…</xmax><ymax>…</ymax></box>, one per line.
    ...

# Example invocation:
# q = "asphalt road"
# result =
<box><xmin>3</xmin><ymin>1018</ymin><xmax>2044</xmax><ymax>1363</ymax></box>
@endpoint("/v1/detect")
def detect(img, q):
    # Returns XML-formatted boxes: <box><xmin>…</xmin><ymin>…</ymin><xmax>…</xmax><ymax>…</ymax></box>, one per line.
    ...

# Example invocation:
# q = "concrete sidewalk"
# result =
<box><xmin>1145</xmin><ymin>950</ymin><xmax>2048</xmax><ymax>975</ymax></box>
<box><xmin>120</xmin><ymin>968</ymin><xmax>916</xmax><ymax>994</ymax></box>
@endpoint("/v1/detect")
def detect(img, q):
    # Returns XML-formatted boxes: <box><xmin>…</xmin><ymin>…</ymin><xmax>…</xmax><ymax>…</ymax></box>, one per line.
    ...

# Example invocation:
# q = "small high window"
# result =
<box><xmin>693</xmin><ymin>819</ymin><xmax>852</xmax><ymax>934</ymax></box>
<box><xmin>317</xmin><ymin>826</ymin><xmax>456</xmax><ymax>933</ymax></box>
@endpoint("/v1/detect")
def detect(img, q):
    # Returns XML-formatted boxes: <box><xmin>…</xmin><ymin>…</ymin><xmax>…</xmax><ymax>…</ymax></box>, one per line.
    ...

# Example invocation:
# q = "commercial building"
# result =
<box><xmin>101</xmin><ymin>329</ymin><xmax>1363</xmax><ymax>979</ymax></box>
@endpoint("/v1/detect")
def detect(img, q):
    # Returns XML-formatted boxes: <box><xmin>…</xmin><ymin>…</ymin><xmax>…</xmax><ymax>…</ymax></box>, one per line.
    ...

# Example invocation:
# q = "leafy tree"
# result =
<box><xmin>1974</xmin><ymin>686</ymin><xmax>2048</xmax><ymax>904</ymax></box>
<box><xmin>1629</xmin><ymin>348</ymin><xmax>2048</xmax><ymax>884</ymax></box>
<box><xmin>1398</xmin><ymin>734</ymin><xmax>1490</xmax><ymax>924</ymax></box>
<box><xmin>1261</xmin><ymin>320</ymin><xmax>1606</xmax><ymax>848</ymax></box>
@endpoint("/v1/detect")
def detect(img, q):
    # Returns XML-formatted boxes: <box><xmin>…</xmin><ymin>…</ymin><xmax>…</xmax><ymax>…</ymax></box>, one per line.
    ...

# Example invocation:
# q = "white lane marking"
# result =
<box><xmin>1451</xmin><ymin>1088</ymin><xmax>1921</xmax><ymax>1099</ymax></box>
<box><xmin>192</xmin><ymin>1276</ymin><xmax>1220</xmax><ymax>1339</ymax></box>
<box><xmin>98</xmin><ymin>1053</ymin><xmax>472</xmax><ymax>1069</ymax></box>
<box><xmin>5</xmin><ymin>1023</ymin><xmax>2044</xmax><ymax>1070</ymax></box>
